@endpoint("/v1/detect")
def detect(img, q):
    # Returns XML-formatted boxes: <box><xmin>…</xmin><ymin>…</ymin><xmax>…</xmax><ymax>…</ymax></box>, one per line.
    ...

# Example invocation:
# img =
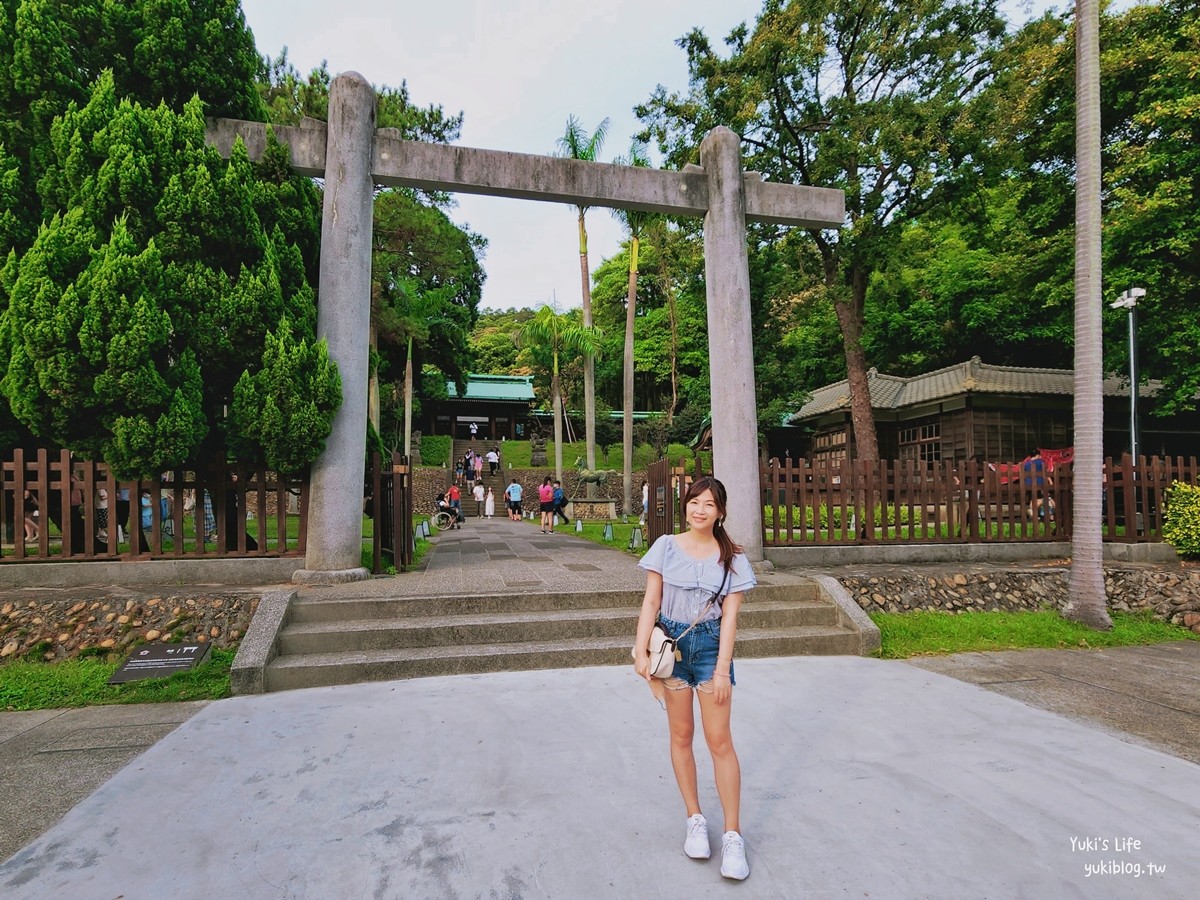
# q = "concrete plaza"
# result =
<box><xmin>2</xmin><ymin>520</ymin><xmax>1197</xmax><ymax>897</ymax></box>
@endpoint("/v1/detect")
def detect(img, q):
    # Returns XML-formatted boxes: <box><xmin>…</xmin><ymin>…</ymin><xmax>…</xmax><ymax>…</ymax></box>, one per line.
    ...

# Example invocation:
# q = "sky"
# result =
<box><xmin>238</xmin><ymin>0</ymin><xmax>1096</xmax><ymax>313</ymax></box>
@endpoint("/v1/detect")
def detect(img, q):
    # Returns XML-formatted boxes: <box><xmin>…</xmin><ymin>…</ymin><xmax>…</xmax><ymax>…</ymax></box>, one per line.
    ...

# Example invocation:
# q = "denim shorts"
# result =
<box><xmin>657</xmin><ymin>615</ymin><xmax>734</xmax><ymax>691</ymax></box>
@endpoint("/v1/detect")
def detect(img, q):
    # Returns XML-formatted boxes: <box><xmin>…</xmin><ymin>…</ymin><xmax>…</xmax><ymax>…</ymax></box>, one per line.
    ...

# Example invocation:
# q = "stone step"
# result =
<box><xmin>288</xmin><ymin>583</ymin><xmax>823</xmax><ymax>623</ymax></box>
<box><xmin>264</xmin><ymin>625</ymin><xmax>861</xmax><ymax>692</ymax></box>
<box><xmin>288</xmin><ymin>589</ymin><xmax>647</xmax><ymax>623</ymax></box>
<box><xmin>278</xmin><ymin>599</ymin><xmax>839</xmax><ymax>654</ymax></box>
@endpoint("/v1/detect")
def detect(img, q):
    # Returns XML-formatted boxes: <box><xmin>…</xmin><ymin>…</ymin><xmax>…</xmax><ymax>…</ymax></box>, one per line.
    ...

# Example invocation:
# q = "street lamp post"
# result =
<box><xmin>1111</xmin><ymin>287</ymin><xmax>1145</xmax><ymax>534</ymax></box>
<box><xmin>1110</xmin><ymin>287</ymin><xmax>1145</xmax><ymax>463</ymax></box>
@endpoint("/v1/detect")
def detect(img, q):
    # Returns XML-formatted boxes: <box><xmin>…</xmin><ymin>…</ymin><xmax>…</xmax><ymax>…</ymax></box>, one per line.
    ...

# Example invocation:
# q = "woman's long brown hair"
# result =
<box><xmin>683</xmin><ymin>475</ymin><xmax>741</xmax><ymax>571</ymax></box>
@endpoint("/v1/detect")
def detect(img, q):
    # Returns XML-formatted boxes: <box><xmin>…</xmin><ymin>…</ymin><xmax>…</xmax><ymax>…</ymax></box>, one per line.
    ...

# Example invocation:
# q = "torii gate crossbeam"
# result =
<box><xmin>206</xmin><ymin>73</ymin><xmax>844</xmax><ymax>581</ymax></box>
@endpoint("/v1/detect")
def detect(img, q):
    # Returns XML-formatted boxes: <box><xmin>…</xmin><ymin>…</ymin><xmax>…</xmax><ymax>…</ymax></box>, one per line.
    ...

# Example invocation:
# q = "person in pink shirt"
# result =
<box><xmin>538</xmin><ymin>477</ymin><xmax>555</xmax><ymax>533</ymax></box>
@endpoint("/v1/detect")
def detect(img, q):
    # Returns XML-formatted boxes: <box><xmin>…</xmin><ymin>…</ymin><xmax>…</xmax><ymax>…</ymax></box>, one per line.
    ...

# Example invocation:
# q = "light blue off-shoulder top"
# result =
<box><xmin>638</xmin><ymin>534</ymin><xmax>757</xmax><ymax>623</ymax></box>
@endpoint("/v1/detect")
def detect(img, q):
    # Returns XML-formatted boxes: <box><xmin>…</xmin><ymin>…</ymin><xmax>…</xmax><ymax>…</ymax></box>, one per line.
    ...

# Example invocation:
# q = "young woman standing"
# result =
<box><xmin>538</xmin><ymin>477</ymin><xmax>555</xmax><ymax>533</ymax></box>
<box><xmin>632</xmin><ymin>475</ymin><xmax>756</xmax><ymax>880</ymax></box>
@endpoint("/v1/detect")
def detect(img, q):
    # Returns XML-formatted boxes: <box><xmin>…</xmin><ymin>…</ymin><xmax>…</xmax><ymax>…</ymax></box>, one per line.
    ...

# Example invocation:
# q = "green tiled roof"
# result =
<box><xmin>789</xmin><ymin>357</ymin><xmax>1155</xmax><ymax>423</ymax></box>
<box><xmin>445</xmin><ymin>374</ymin><xmax>536</xmax><ymax>402</ymax></box>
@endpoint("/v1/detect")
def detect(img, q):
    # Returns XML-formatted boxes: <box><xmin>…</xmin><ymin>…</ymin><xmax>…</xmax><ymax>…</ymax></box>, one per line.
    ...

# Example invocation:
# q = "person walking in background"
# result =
<box><xmin>632</xmin><ymin>476</ymin><xmax>757</xmax><ymax>881</ymax></box>
<box><xmin>486</xmin><ymin>447</ymin><xmax>499</xmax><ymax>476</ymax></box>
<box><xmin>469</xmin><ymin>421</ymin><xmax>478</xmax><ymax>440</ymax></box>
<box><xmin>485</xmin><ymin>486</ymin><xmax>495</xmax><ymax>519</ymax></box>
<box><xmin>473</xmin><ymin>481</ymin><xmax>486</xmax><ymax>518</ymax></box>
<box><xmin>447</xmin><ymin>482</ymin><xmax>462</xmax><ymax>528</ymax></box>
<box><xmin>552</xmin><ymin>479</ymin><xmax>569</xmax><ymax>525</ymax></box>
<box><xmin>22</xmin><ymin>490</ymin><xmax>38</xmax><ymax>541</ymax></box>
<box><xmin>641</xmin><ymin>480</ymin><xmax>649</xmax><ymax>525</ymax></box>
<box><xmin>504</xmin><ymin>478</ymin><xmax>522</xmax><ymax>521</ymax></box>
<box><xmin>538</xmin><ymin>477</ymin><xmax>554</xmax><ymax>533</ymax></box>
<box><xmin>474</xmin><ymin>452</ymin><xmax>484</xmax><ymax>484</ymax></box>
<box><xmin>464</xmin><ymin>451</ymin><xmax>476</xmax><ymax>491</ymax></box>
<box><xmin>454</xmin><ymin>457</ymin><xmax>464</xmax><ymax>486</ymax></box>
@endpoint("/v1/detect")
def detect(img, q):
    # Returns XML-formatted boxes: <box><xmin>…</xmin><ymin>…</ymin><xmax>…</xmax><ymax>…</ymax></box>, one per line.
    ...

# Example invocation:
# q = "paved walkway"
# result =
<box><xmin>1</xmin><ymin>518</ymin><xmax>1197</xmax><ymax>897</ymax></box>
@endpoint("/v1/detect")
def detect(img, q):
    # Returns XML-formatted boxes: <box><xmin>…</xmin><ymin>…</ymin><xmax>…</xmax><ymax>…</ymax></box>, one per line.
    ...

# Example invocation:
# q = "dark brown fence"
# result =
<box><xmin>645</xmin><ymin>456</ymin><xmax>703</xmax><ymax>546</ymax></box>
<box><xmin>368</xmin><ymin>452</ymin><xmax>414</xmax><ymax>573</ymax></box>
<box><xmin>1</xmin><ymin>448</ymin><xmax>308</xmax><ymax>562</ymax></box>
<box><xmin>760</xmin><ymin>455</ymin><xmax>1198</xmax><ymax>546</ymax></box>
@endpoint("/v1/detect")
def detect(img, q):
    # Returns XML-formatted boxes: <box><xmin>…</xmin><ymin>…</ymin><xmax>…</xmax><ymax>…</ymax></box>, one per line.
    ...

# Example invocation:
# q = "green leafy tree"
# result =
<box><xmin>638</xmin><ymin>0</ymin><xmax>1007</xmax><ymax>461</ymax></box>
<box><xmin>0</xmin><ymin>74</ymin><xmax>333</xmax><ymax>476</ymax></box>
<box><xmin>556</xmin><ymin>115</ymin><xmax>609</xmax><ymax>488</ymax></box>
<box><xmin>0</xmin><ymin>0</ymin><xmax>264</xmax><ymax>255</ymax></box>
<box><xmin>370</xmin><ymin>188</ymin><xmax>485</xmax><ymax>455</ymax></box>
<box><xmin>258</xmin><ymin>52</ymin><xmax>463</xmax><ymax>144</ymax></box>
<box><xmin>231</xmin><ymin>318</ymin><xmax>341</xmax><ymax>473</ymax></box>
<box><xmin>1102</xmin><ymin>0</ymin><xmax>1200</xmax><ymax>415</ymax></box>
<box><xmin>515</xmin><ymin>305</ymin><xmax>602</xmax><ymax>481</ymax></box>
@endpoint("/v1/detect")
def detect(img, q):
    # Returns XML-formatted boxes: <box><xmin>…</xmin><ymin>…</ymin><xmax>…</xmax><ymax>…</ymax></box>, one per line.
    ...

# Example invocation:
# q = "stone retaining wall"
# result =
<box><xmin>838</xmin><ymin>567</ymin><xmax>1200</xmax><ymax>633</ymax></box>
<box><xmin>0</xmin><ymin>592</ymin><xmax>258</xmax><ymax>662</ymax></box>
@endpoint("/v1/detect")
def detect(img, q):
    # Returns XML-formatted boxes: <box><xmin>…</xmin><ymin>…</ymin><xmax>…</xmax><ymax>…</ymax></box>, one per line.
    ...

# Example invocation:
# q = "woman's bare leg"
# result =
<box><xmin>664</xmin><ymin>685</ymin><xmax>701</xmax><ymax>816</ymax></box>
<box><xmin>697</xmin><ymin>687</ymin><xmax>740</xmax><ymax>833</ymax></box>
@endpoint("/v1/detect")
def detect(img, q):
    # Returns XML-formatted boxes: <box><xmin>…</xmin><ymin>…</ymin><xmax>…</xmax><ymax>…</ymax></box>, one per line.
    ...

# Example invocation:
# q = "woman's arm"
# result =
<box><xmin>711</xmin><ymin>590</ymin><xmax>743</xmax><ymax>704</ymax></box>
<box><xmin>632</xmin><ymin>571</ymin><xmax>664</xmax><ymax>680</ymax></box>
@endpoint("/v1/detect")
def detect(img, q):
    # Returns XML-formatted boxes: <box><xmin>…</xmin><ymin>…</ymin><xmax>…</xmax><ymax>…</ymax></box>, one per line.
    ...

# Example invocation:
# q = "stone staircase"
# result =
<box><xmin>262</xmin><ymin>581</ymin><xmax>864</xmax><ymax>692</ymax></box>
<box><xmin>450</xmin><ymin>438</ymin><xmax>505</xmax><ymax>493</ymax></box>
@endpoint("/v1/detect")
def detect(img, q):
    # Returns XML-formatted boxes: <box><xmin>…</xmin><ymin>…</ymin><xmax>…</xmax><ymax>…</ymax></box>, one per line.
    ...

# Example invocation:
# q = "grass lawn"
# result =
<box><xmin>871</xmin><ymin>608</ymin><xmax>1199</xmax><ymax>659</ymax></box>
<box><xmin>546</xmin><ymin>517</ymin><xmax>647</xmax><ymax>555</ymax></box>
<box><xmin>0</xmin><ymin>648</ymin><xmax>235</xmax><ymax>711</ymax></box>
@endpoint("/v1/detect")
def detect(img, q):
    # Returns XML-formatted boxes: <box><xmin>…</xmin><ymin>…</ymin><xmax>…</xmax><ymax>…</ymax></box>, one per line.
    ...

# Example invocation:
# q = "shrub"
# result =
<box><xmin>418</xmin><ymin>434</ymin><xmax>452</xmax><ymax>467</ymax></box>
<box><xmin>763</xmin><ymin>504</ymin><xmax>920</xmax><ymax>530</ymax></box>
<box><xmin>1163</xmin><ymin>481</ymin><xmax>1200</xmax><ymax>557</ymax></box>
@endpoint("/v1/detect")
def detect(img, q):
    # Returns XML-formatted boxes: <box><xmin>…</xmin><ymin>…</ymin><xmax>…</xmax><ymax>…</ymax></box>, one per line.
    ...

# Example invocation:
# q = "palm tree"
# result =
<box><xmin>612</xmin><ymin>140</ymin><xmax>655</xmax><ymax>518</ymax></box>
<box><xmin>515</xmin><ymin>305</ymin><xmax>603</xmax><ymax>482</ymax></box>
<box><xmin>556</xmin><ymin>115</ymin><xmax>609</xmax><ymax>495</ymax></box>
<box><xmin>395</xmin><ymin>291</ymin><xmax>455</xmax><ymax>458</ymax></box>
<box><xmin>1065</xmin><ymin>0</ymin><xmax>1112</xmax><ymax>630</ymax></box>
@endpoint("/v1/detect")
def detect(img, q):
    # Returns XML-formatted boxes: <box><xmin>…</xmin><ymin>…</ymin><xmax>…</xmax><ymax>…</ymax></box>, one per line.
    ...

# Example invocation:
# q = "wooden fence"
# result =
<box><xmin>368</xmin><ymin>452</ymin><xmax>414</xmax><ymax>573</ymax></box>
<box><xmin>760</xmin><ymin>455</ymin><xmax>1199</xmax><ymax>545</ymax></box>
<box><xmin>645</xmin><ymin>456</ymin><xmax>703</xmax><ymax>547</ymax></box>
<box><xmin>1</xmin><ymin>448</ymin><xmax>308</xmax><ymax>562</ymax></box>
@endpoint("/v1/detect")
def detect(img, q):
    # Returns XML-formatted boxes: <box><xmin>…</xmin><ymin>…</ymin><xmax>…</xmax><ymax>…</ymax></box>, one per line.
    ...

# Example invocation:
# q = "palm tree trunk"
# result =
<box><xmin>1065</xmin><ymin>0</ymin><xmax>1112</xmax><ymax>629</ymax></box>
<box><xmin>578</xmin><ymin>210</ymin><xmax>598</xmax><ymax>498</ymax></box>
<box><xmin>552</xmin><ymin>360</ymin><xmax>564</xmax><ymax>483</ymax></box>
<box><xmin>622</xmin><ymin>237</ymin><xmax>639</xmax><ymax>518</ymax></box>
<box><xmin>403</xmin><ymin>336</ymin><xmax>414</xmax><ymax>458</ymax></box>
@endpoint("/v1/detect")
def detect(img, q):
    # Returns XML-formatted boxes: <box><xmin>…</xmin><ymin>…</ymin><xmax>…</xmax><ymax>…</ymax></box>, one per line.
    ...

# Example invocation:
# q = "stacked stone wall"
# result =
<box><xmin>0</xmin><ymin>592</ymin><xmax>257</xmax><ymax>662</ymax></box>
<box><xmin>838</xmin><ymin>566</ymin><xmax>1200</xmax><ymax>633</ymax></box>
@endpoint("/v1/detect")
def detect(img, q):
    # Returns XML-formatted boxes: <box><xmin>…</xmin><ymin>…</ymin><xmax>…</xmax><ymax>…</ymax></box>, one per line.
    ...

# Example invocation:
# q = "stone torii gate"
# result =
<box><xmin>206</xmin><ymin>73</ymin><xmax>844</xmax><ymax>582</ymax></box>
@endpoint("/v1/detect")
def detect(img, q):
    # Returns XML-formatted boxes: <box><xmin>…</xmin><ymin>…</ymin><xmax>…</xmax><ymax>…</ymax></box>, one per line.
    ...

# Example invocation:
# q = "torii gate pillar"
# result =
<box><xmin>205</xmin><ymin>76</ymin><xmax>843</xmax><ymax>578</ymax></box>
<box><xmin>294</xmin><ymin>73</ymin><xmax>376</xmax><ymax>583</ymax></box>
<box><xmin>700</xmin><ymin>127</ymin><xmax>764</xmax><ymax>563</ymax></box>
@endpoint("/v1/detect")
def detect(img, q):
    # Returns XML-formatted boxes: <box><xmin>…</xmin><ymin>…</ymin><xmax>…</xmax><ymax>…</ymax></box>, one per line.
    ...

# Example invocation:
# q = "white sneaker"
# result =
<box><xmin>684</xmin><ymin>814</ymin><xmax>710</xmax><ymax>859</ymax></box>
<box><xmin>720</xmin><ymin>831</ymin><xmax>749</xmax><ymax>880</ymax></box>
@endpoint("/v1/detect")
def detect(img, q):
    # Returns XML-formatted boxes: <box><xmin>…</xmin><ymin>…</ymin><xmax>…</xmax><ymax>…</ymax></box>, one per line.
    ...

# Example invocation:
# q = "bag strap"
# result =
<box><xmin>665</xmin><ymin>566</ymin><xmax>731</xmax><ymax>645</ymax></box>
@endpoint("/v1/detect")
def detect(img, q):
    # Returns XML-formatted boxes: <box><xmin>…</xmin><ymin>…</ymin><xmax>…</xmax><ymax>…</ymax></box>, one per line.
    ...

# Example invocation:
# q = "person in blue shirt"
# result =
<box><xmin>633</xmin><ymin>475</ymin><xmax>756</xmax><ymax>881</ymax></box>
<box><xmin>504</xmin><ymin>478</ymin><xmax>523</xmax><ymax>521</ymax></box>
<box><xmin>552</xmin><ymin>479</ymin><xmax>569</xmax><ymax>525</ymax></box>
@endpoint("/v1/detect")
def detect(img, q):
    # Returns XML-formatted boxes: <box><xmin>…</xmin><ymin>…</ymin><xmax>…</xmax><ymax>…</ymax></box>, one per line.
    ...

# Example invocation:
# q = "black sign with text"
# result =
<box><xmin>108</xmin><ymin>642</ymin><xmax>212</xmax><ymax>684</ymax></box>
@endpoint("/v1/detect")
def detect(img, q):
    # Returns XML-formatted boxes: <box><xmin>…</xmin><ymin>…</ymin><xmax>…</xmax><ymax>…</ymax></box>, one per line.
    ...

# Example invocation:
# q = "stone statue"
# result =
<box><xmin>530</xmin><ymin>431</ymin><xmax>547</xmax><ymax>467</ymax></box>
<box><xmin>574</xmin><ymin>456</ymin><xmax>617</xmax><ymax>485</ymax></box>
<box><xmin>411</xmin><ymin>430</ymin><xmax>423</xmax><ymax>466</ymax></box>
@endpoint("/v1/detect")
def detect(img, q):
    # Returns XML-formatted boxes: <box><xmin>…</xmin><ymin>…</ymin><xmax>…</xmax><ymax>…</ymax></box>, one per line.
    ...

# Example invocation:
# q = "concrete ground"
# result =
<box><xmin>1</xmin><ymin>520</ymin><xmax>1197</xmax><ymax>897</ymax></box>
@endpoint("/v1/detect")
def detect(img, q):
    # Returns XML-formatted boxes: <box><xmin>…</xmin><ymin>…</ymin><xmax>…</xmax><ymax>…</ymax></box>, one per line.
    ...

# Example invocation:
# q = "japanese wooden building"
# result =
<box><xmin>421</xmin><ymin>374</ymin><xmax>536</xmax><ymax>441</ymax></box>
<box><xmin>787</xmin><ymin>357</ymin><xmax>1199</xmax><ymax>464</ymax></box>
